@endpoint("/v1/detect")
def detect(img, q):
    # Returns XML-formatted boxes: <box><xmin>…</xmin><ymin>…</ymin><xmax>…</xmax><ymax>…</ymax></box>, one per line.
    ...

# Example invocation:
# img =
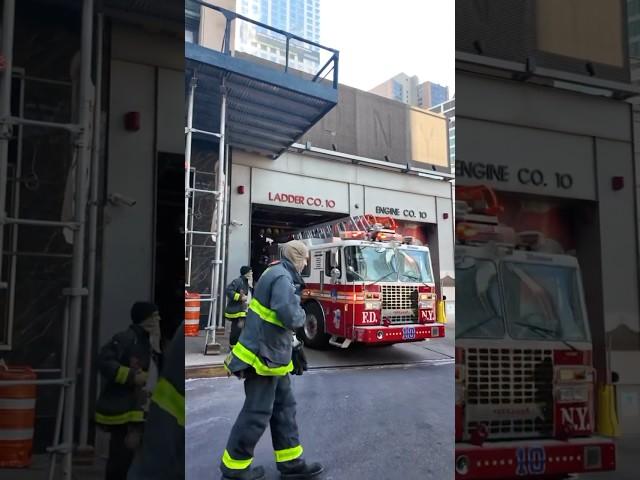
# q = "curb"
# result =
<box><xmin>185</xmin><ymin>364</ymin><xmax>228</xmax><ymax>379</ymax></box>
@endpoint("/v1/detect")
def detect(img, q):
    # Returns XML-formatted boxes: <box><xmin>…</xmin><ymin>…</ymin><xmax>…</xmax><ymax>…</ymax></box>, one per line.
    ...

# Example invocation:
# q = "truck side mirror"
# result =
<box><xmin>330</xmin><ymin>249</ymin><xmax>339</xmax><ymax>268</ymax></box>
<box><xmin>330</xmin><ymin>267</ymin><xmax>340</xmax><ymax>284</ymax></box>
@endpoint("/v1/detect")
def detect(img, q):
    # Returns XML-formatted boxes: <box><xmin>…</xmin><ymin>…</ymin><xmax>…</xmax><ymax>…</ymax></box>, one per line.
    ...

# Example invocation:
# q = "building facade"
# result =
<box><xmin>429</xmin><ymin>96</ymin><xmax>455</xmax><ymax>172</ymax></box>
<box><xmin>370</xmin><ymin>73</ymin><xmax>450</xmax><ymax>109</ymax></box>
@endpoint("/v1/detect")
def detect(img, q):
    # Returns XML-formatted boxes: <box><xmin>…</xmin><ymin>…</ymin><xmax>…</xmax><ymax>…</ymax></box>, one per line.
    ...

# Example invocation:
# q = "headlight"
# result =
<box><xmin>419</xmin><ymin>292</ymin><xmax>436</xmax><ymax>301</ymax></box>
<box><xmin>557</xmin><ymin>386</ymin><xmax>589</xmax><ymax>402</ymax></box>
<box><xmin>557</xmin><ymin>367</ymin><xmax>593</xmax><ymax>383</ymax></box>
<box><xmin>455</xmin><ymin>455</ymin><xmax>469</xmax><ymax>475</ymax></box>
<box><xmin>365</xmin><ymin>301</ymin><xmax>381</xmax><ymax>310</ymax></box>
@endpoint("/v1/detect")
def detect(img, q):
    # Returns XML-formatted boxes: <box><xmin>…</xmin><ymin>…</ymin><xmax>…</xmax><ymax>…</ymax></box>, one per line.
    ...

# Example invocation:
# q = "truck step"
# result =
<box><xmin>329</xmin><ymin>336</ymin><xmax>352</xmax><ymax>349</ymax></box>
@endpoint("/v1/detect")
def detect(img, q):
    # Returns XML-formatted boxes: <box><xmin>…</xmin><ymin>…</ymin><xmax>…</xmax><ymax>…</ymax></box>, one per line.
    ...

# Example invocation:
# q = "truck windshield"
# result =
<box><xmin>344</xmin><ymin>246</ymin><xmax>433</xmax><ymax>283</ymax></box>
<box><xmin>456</xmin><ymin>258</ymin><xmax>505</xmax><ymax>339</ymax></box>
<box><xmin>502</xmin><ymin>262</ymin><xmax>589</xmax><ymax>342</ymax></box>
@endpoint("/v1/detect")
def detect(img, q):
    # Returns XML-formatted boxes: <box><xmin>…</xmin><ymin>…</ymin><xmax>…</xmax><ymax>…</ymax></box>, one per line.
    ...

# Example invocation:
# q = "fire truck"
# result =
<box><xmin>454</xmin><ymin>186</ymin><xmax>616</xmax><ymax>479</ymax></box>
<box><xmin>282</xmin><ymin>215</ymin><xmax>445</xmax><ymax>349</ymax></box>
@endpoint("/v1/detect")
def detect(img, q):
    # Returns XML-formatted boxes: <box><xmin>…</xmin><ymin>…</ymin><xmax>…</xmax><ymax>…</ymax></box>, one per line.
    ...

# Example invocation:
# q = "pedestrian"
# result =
<box><xmin>220</xmin><ymin>240</ymin><xmax>321</xmax><ymax>480</ymax></box>
<box><xmin>127</xmin><ymin>322</ymin><xmax>185</xmax><ymax>480</ymax></box>
<box><xmin>225</xmin><ymin>266</ymin><xmax>254</xmax><ymax>347</ymax></box>
<box><xmin>95</xmin><ymin>301</ymin><xmax>163</xmax><ymax>480</ymax></box>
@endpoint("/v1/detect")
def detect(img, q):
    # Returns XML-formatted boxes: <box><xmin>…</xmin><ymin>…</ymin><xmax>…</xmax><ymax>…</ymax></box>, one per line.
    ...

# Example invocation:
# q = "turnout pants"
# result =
<box><xmin>229</xmin><ymin>319</ymin><xmax>243</xmax><ymax>347</ymax></box>
<box><xmin>106</xmin><ymin>424</ymin><xmax>136</xmax><ymax>480</ymax></box>
<box><xmin>222</xmin><ymin>370</ymin><xmax>303</xmax><ymax>471</ymax></box>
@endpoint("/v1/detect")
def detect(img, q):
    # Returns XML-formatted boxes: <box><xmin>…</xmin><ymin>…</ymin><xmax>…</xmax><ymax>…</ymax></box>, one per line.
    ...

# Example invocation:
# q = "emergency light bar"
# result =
<box><xmin>340</xmin><ymin>231</ymin><xmax>367</xmax><ymax>240</ymax></box>
<box><xmin>375</xmin><ymin>231</ymin><xmax>403</xmax><ymax>242</ymax></box>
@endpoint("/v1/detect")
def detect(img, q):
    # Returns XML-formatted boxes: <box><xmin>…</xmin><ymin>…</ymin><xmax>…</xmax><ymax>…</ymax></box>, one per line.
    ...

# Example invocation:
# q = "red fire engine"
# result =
<box><xmin>455</xmin><ymin>186</ymin><xmax>615</xmax><ymax>479</ymax></box>
<box><xmin>283</xmin><ymin>215</ymin><xmax>445</xmax><ymax>349</ymax></box>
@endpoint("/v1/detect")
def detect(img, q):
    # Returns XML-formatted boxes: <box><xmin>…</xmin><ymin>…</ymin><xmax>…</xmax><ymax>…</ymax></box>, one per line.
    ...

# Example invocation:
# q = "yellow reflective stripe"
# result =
<box><xmin>222</xmin><ymin>450</ymin><xmax>253</xmax><ymax>470</ymax></box>
<box><xmin>225</xmin><ymin>311</ymin><xmax>247</xmax><ymax>319</ymax></box>
<box><xmin>274</xmin><ymin>445</ymin><xmax>304</xmax><ymax>463</ymax></box>
<box><xmin>249</xmin><ymin>298</ymin><xmax>284</xmax><ymax>328</ymax></box>
<box><xmin>233</xmin><ymin>292</ymin><xmax>241</xmax><ymax>301</ymax></box>
<box><xmin>115</xmin><ymin>366</ymin><xmax>130</xmax><ymax>384</ymax></box>
<box><xmin>151</xmin><ymin>377</ymin><xmax>185</xmax><ymax>427</ymax></box>
<box><xmin>95</xmin><ymin>410</ymin><xmax>144</xmax><ymax>425</ymax></box>
<box><xmin>231</xmin><ymin>342</ymin><xmax>293</xmax><ymax>376</ymax></box>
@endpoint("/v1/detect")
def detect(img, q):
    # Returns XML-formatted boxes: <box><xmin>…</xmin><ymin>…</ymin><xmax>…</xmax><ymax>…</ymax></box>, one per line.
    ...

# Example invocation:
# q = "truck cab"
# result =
<box><xmin>454</xmin><ymin>198</ymin><xmax>615</xmax><ymax>479</ymax></box>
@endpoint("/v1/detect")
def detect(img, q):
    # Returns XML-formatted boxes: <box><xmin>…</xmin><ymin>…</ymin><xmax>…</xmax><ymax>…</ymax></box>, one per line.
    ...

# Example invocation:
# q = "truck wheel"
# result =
<box><xmin>299</xmin><ymin>303</ymin><xmax>330</xmax><ymax>349</ymax></box>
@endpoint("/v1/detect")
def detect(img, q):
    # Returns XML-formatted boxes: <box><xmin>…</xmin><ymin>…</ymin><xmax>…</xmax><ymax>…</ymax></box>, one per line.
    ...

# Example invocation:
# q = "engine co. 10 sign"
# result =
<box><xmin>375</xmin><ymin>205</ymin><xmax>428</xmax><ymax>220</ymax></box>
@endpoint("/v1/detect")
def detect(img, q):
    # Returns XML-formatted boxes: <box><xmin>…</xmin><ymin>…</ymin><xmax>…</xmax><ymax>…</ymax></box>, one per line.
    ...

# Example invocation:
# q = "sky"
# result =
<box><xmin>319</xmin><ymin>0</ymin><xmax>454</xmax><ymax>95</ymax></box>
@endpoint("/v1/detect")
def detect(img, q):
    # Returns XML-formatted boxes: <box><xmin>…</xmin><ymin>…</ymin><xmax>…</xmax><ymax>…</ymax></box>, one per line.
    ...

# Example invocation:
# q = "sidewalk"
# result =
<box><xmin>1</xmin><ymin>455</ymin><xmax>107</xmax><ymax>480</ymax></box>
<box><xmin>185</xmin><ymin>329</ymin><xmax>228</xmax><ymax>379</ymax></box>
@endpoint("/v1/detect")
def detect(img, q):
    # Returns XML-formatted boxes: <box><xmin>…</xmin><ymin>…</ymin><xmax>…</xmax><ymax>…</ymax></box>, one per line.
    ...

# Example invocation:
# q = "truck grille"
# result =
<box><xmin>381</xmin><ymin>285</ymin><xmax>418</xmax><ymax>324</ymax></box>
<box><xmin>466</xmin><ymin>347</ymin><xmax>554</xmax><ymax>439</ymax></box>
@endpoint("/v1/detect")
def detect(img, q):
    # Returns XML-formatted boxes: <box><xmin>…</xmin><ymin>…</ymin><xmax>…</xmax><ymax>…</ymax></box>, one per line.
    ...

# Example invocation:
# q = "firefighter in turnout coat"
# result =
<box><xmin>95</xmin><ymin>302</ymin><xmax>163</xmax><ymax>480</ymax></box>
<box><xmin>225</xmin><ymin>266</ymin><xmax>253</xmax><ymax>347</ymax></box>
<box><xmin>220</xmin><ymin>241</ymin><xmax>322</xmax><ymax>480</ymax></box>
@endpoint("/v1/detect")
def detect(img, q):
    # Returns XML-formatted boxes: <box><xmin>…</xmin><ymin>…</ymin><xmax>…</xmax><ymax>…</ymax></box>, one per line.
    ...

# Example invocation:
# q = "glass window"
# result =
<box><xmin>301</xmin><ymin>253</ymin><xmax>311</xmax><ymax>278</ymax></box>
<box><xmin>456</xmin><ymin>258</ymin><xmax>505</xmax><ymax>339</ymax></box>
<box><xmin>501</xmin><ymin>262</ymin><xmax>589</xmax><ymax>342</ymax></box>
<box><xmin>344</xmin><ymin>246</ymin><xmax>432</xmax><ymax>284</ymax></box>
<box><xmin>324</xmin><ymin>250</ymin><xmax>342</xmax><ymax>278</ymax></box>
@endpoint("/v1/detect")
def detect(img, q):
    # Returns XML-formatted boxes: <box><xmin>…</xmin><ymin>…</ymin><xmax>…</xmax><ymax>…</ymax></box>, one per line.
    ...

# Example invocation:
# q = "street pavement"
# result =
<box><xmin>186</xmin><ymin>334</ymin><xmax>455</xmax><ymax>480</ymax></box>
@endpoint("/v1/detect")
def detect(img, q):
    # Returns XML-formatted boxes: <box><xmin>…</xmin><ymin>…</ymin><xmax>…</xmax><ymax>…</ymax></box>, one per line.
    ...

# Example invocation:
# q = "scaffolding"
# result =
<box><xmin>184</xmin><ymin>72</ymin><xmax>226</xmax><ymax>354</ymax></box>
<box><xmin>0</xmin><ymin>1</ymin><xmax>99</xmax><ymax>478</ymax></box>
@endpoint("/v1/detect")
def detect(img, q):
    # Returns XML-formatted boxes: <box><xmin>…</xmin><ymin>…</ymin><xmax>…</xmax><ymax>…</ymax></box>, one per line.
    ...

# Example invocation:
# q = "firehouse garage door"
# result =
<box><xmin>363</xmin><ymin>186</ymin><xmax>450</xmax><ymax>305</ymax></box>
<box><xmin>249</xmin><ymin>168</ymin><xmax>351</xmax><ymax>279</ymax></box>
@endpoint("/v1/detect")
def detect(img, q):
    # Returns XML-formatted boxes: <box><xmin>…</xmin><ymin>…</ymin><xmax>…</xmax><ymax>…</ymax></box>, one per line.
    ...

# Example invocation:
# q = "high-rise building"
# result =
<box><xmin>429</xmin><ymin>97</ymin><xmax>455</xmax><ymax>173</ymax></box>
<box><xmin>370</xmin><ymin>73</ymin><xmax>450</xmax><ymax>109</ymax></box>
<box><xmin>236</xmin><ymin>0</ymin><xmax>321</xmax><ymax>73</ymax></box>
<box><xmin>418</xmin><ymin>81</ymin><xmax>449</xmax><ymax>109</ymax></box>
<box><xmin>370</xmin><ymin>73</ymin><xmax>420</xmax><ymax>104</ymax></box>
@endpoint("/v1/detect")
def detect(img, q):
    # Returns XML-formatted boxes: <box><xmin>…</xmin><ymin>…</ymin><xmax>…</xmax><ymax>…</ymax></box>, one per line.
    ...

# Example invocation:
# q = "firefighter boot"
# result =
<box><xmin>220</xmin><ymin>464</ymin><xmax>266</xmax><ymax>480</ymax></box>
<box><xmin>277</xmin><ymin>458</ymin><xmax>324</xmax><ymax>479</ymax></box>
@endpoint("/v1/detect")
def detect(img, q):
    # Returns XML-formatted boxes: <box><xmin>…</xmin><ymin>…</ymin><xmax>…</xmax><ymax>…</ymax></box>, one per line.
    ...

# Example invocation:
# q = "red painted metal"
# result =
<box><xmin>455</xmin><ymin>439</ymin><xmax>615</xmax><ymax>479</ymax></box>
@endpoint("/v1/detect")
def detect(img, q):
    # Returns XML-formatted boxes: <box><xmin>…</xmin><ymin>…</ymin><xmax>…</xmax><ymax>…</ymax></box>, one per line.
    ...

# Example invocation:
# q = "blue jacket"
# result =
<box><xmin>224</xmin><ymin>258</ymin><xmax>306</xmax><ymax>376</ymax></box>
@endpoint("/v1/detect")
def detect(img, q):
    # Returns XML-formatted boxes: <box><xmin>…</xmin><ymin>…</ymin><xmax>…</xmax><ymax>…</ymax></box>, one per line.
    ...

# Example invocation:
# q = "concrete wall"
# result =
<box><xmin>302</xmin><ymin>85</ymin><xmax>450</xmax><ymax>170</ymax></box>
<box><xmin>99</xmin><ymin>23</ymin><xmax>183</xmax><ymax>345</ymax></box>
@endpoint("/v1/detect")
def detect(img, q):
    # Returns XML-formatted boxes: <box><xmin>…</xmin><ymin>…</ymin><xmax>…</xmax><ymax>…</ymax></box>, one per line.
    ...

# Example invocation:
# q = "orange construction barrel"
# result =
<box><xmin>0</xmin><ymin>365</ymin><xmax>37</xmax><ymax>468</ymax></box>
<box><xmin>185</xmin><ymin>291</ymin><xmax>201</xmax><ymax>336</ymax></box>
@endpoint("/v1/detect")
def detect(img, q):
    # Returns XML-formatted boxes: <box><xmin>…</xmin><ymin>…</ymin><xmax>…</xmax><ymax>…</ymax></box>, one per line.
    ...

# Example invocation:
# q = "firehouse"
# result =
<box><xmin>455</xmin><ymin>2</ymin><xmax>639</xmax><ymax>477</ymax></box>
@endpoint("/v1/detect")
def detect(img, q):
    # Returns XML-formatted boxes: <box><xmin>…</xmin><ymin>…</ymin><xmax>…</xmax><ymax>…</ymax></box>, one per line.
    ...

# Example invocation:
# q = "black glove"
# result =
<box><xmin>291</xmin><ymin>343</ymin><xmax>308</xmax><ymax>376</ymax></box>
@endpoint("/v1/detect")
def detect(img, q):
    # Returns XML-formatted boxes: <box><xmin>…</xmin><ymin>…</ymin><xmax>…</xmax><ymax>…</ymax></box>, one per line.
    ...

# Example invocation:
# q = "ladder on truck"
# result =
<box><xmin>290</xmin><ymin>214</ymin><xmax>397</xmax><ymax>241</ymax></box>
<box><xmin>184</xmin><ymin>73</ymin><xmax>229</xmax><ymax>355</ymax></box>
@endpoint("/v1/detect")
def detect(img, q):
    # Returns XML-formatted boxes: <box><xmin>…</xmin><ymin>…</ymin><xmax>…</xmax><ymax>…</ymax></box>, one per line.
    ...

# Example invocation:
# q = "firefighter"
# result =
<box><xmin>225</xmin><ymin>266</ymin><xmax>253</xmax><ymax>347</ymax></box>
<box><xmin>127</xmin><ymin>322</ymin><xmax>185</xmax><ymax>480</ymax></box>
<box><xmin>220</xmin><ymin>240</ymin><xmax>322</xmax><ymax>480</ymax></box>
<box><xmin>95</xmin><ymin>301</ymin><xmax>163</xmax><ymax>480</ymax></box>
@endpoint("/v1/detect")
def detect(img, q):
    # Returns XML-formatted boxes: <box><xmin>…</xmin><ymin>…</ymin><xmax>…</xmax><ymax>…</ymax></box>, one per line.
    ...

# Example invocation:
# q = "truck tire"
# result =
<box><xmin>298</xmin><ymin>302</ymin><xmax>330</xmax><ymax>349</ymax></box>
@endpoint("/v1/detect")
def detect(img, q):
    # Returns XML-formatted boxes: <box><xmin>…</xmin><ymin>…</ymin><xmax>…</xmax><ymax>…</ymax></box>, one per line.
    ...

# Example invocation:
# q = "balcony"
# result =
<box><xmin>186</xmin><ymin>1</ymin><xmax>339</xmax><ymax>158</ymax></box>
